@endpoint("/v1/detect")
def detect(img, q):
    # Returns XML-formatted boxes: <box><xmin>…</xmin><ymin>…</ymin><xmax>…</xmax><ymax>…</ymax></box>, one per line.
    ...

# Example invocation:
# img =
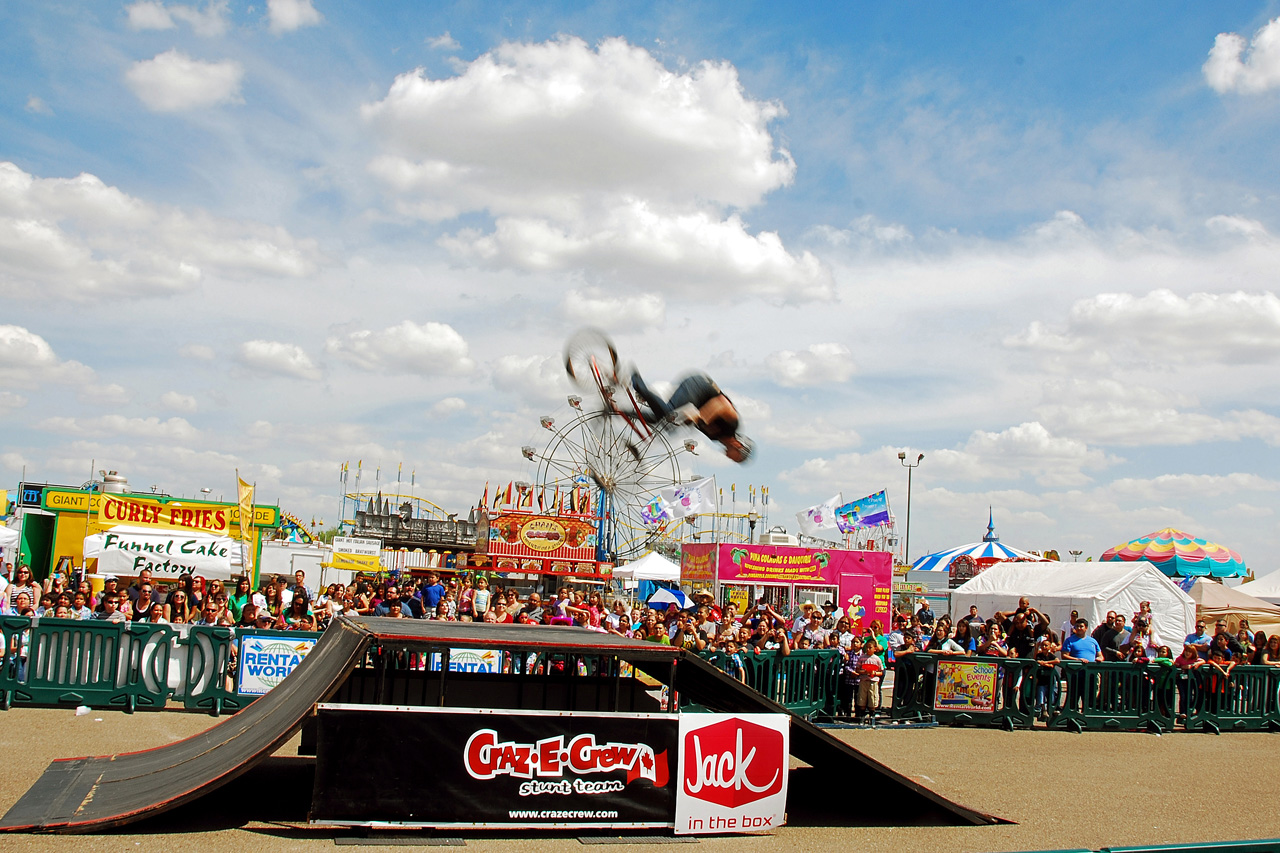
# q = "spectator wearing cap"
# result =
<box><xmin>92</xmin><ymin>590</ymin><xmax>128</xmax><ymax>623</ymax></box>
<box><xmin>915</xmin><ymin>599</ymin><xmax>935</xmax><ymax>629</ymax></box>
<box><xmin>821</xmin><ymin>600</ymin><xmax>841</xmax><ymax>630</ymax></box>
<box><xmin>1212</xmin><ymin>619</ymin><xmax>1245</xmax><ymax>657</ymax></box>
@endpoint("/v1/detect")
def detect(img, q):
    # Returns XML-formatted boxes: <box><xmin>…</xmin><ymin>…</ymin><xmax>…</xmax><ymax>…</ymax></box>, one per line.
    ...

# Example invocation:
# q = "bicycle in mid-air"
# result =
<box><xmin>563</xmin><ymin>328</ymin><xmax>657</xmax><ymax>448</ymax></box>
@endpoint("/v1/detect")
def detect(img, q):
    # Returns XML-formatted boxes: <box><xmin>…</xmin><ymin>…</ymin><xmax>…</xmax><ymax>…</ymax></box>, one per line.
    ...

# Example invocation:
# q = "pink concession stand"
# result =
<box><xmin>680</xmin><ymin>543</ymin><xmax>892</xmax><ymax>632</ymax></box>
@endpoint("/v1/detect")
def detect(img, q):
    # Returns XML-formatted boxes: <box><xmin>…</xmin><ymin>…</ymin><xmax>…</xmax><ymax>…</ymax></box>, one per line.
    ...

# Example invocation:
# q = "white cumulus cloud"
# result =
<box><xmin>266</xmin><ymin>0</ymin><xmax>322</xmax><ymax>33</ymax></box>
<box><xmin>764</xmin><ymin>342</ymin><xmax>855</xmax><ymax>387</ymax></box>
<box><xmin>562</xmin><ymin>288</ymin><xmax>665</xmax><ymax>329</ymax></box>
<box><xmin>1204</xmin><ymin>17</ymin><xmax>1280</xmax><ymax>94</ymax></box>
<box><xmin>125</xmin><ymin>1</ymin><xmax>229</xmax><ymax>36</ymax></box>
<box><xmin>427</xmin><ymin>31</ymin><xmax>460</xmax><ymax>51</ymax></box>
<box><xmin>429</xmin><ymin>396</ymin><xmax>467</xmax><ymax>418</ymax></box>
<box><xmin>491</xmin><ymin>354</ymin><xmax>566</xmax><ymax>403</ymax></box>
<box><xmin>0</xmin><ymin>161</ymin><xmax>320</xmax><ymax>298</ymax></box>
<box><xmin>325</xmin><ymin>320</ymin><xmax>474</xmax><ymax>375</ymax></box>
<box><xmin>0</xmin><ymin>324</ymin><xmax>94</xmax><ymax>387</ymax></box>
<box><xmin>160</xmin><ymin>391</ymin><xmax>198</xmax><ymax>412</ymax></box>
<box><xmin>363</xmin><ymin>36</ymin><xmax>828</xmax><ymax>301</ymax></box>
<box><xmin>238</xmin><ymin>340</ymin><xmax>321</xmax><ymax>380</ymax></box>
<box><xmin>1006</xmin><ymin>289</ymin><xmax>1280</xmax><ymax>366</ymax></box>
<box><xmin>125</xmin><ymin>50</ymin><xmax>244</xmax><ymax>112</ymax></box>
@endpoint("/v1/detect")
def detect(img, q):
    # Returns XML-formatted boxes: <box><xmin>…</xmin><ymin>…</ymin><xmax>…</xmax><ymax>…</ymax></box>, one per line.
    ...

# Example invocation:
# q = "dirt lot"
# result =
<box><xmin>1</xmin><ymin>708</ymin><xmax>1278</xmax><ymax>852</ymax></box>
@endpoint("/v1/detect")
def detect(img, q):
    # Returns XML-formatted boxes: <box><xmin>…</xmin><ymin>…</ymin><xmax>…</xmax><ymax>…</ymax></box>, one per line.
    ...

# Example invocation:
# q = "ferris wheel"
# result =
<box><xmin>525</xmin><ymin>399</ymin><xmax>688</xmax><ymax>562</ymax></box>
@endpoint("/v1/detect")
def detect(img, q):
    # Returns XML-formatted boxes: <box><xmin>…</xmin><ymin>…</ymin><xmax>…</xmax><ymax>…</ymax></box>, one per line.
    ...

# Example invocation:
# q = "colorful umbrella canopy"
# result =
<box><xmin>1100</xmin><ymin>528</ymin><xmax>1246</xmax><ymax>578</ymax></box>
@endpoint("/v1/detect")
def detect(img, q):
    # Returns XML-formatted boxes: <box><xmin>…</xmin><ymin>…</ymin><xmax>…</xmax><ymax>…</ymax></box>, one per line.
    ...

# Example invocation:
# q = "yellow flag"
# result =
<box><xmin>237</xmin><ymin>472</ymin><xmax>254</xmax><ymax>542</ymax></box>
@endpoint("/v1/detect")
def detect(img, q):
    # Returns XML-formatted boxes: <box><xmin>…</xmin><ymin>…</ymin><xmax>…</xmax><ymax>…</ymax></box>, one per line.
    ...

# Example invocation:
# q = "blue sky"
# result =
<box><xmin>3</xmin><ymin>1</ymin><xmax>1280</xmax><ymax>569</ymax></box>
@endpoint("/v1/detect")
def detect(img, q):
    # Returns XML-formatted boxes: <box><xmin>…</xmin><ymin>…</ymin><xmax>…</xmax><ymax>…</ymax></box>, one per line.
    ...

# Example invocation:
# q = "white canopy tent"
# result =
<box><xmin>0</xmin><ymin>525</ymin><xmax>19</xmax><ymax>554</ymax></box>
<box><xmin>612</xmin><ymin>551</ymin><xmax>681</xmax><ymax>582</ymax></box>
<box><xmin>950</xmin><ymin>560</ymin><xmax>1195</xmax><ymax>652</ymax></box>
<box><xmin>1236</xmin><ymin>568</ymin><xmax>1280</xmax><ymax>606</ymax></box>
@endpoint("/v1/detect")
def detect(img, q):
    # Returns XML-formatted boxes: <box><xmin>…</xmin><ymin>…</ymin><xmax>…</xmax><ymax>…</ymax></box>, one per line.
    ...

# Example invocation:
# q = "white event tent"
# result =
<box><xmin>612</xmin><ymin>551</ymin><xmax>681</xmax><ymax>582</ymax></box>
<box><xmin>1236</xmin><ymin>568</ymin><xmax>1280</xmax><ymax>606</ymax></box>
<box><xmin>950</xmin><ymin>560</ymin><xmax>1195</xmax><ymax>652</ymax></box>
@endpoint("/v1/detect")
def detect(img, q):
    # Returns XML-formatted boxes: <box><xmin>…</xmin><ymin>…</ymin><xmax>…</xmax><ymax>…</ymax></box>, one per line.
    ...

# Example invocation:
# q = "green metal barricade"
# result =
<box><xmin>181</xmin><ymin>624</ymin><xmax>247</xmax><ymax>715</ymax></box>
<box><xmin>0</xmin><ymin>617</ymin><xmax>175</xmax><ymax>712</ymax></box>
<box><xmin>696</xmin><ymin>648</ymin><xmax>840</xmax><ymax>718</ymax></box>
<box><xmin>892</xmin><ymin>653</ymin><xmax>1036</xmax><ymax>729</ymax></box>
<box><xmin>890</xmin><ymin>653</ymin><xmax>934</xmax><ymax>721</ymax></box>
<box><xmin>1186</xmin><ymin>664</ymin><xmax>1278</xmax><ymax>733</ymax></box>
<box><xmin>1049</xmin><ymin>662</ymin><xmax>1177</xmax><ymax>733</ymax></box>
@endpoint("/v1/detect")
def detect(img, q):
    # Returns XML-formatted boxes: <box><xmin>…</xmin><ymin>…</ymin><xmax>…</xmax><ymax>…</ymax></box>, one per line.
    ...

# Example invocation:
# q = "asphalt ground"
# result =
<box><xmin>2</xmin><ymin>707</ymin><xmax>1279</xmax><ymax>853</ymax></box>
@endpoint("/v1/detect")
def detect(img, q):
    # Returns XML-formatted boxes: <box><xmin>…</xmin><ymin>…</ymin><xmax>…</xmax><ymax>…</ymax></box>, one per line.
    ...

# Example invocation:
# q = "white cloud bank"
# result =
<box><xmin>0</xmin><ymin>161</ymin><xmax>320</xmax><ymax>298</ymax></box>
<box><xmin>267</xmin><ymin>0</ymin><xmax>323</xmax><ymax>33</ymax></box>
<box><xmin>363</xmin><ymin>36</ymin><xmax>831</xmax><ymax>301</ymax></box>
<box><xmin>325</xmin><ymin>320</ymin><xmax>474</xmax><ymax>375</ymax></box>
<box><xmin>0</xmin><ymin>325</ymin><xmax>94</xmax><ymax>387</ymax></box>
<box><xmin>126</xmin><ymin>50</ymin><xmax>244</xmax><ymax>112</ymax></box>
<box><xmin>764</xmin><ymin>342</ymin><xmax>855</xmax><ymax>387</ymax></box>
<box><xmin>124</xmin><ymin>1</ymin><xmax>230</xmax><ymax>37</ymax></box>
<box><xmin>238</xmin><ymin>340</ymin><xmax>321</xmax><ymax>380</ymax></box>
<box><xmin>1204</xmin><ymin>17</ymin><xmax>1280</xmax><ymax>94</ymax></box>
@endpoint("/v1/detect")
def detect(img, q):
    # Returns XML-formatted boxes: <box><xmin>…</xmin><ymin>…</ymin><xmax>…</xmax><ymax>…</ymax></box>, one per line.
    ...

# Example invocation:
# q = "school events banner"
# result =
<box><xmin>311</xmin><ymin>707</ymin><xmax>677</xmax><ymax>827</ymax></box>
<box><xmin>933</xmin><ymin>658</ymin><xmax>998</xmax><ymax>713</ymax></box>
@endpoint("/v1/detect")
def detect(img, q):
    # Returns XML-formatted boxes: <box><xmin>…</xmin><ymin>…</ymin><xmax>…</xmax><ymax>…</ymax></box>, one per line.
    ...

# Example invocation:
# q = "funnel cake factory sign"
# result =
<box><xmin>486</xmin><ymin>513</ymin><xmax>610</xmax><ymax>579</ymax></box>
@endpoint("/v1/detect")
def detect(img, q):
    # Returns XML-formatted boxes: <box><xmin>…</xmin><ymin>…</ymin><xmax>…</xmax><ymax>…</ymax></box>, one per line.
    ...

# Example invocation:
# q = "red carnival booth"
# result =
<box><xmin>680</xmin><ymin>543</ymin><xmax>892</xmax><ymax>631</ymax></box>
<box><xmin>469</xmin><ymin>508</ymin><xmax>614</xmax><ymax>586</ymax></box>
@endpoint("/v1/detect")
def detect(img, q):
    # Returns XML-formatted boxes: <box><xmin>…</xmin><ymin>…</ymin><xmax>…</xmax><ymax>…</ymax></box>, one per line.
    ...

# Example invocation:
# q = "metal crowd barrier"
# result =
<box><xmin>698</xmin><ymin>648</ymin><xmax>842</xmax><ymax>718</ymax></box>
<box><xmin>0</xmin><ymin>615</ymin><xmax>321</xmax><ymax>716</ymax></box>
<box><xmin>892</xmin><ymin>652</ymin><xmax>1280</xmax><ymax>733</ymax></box>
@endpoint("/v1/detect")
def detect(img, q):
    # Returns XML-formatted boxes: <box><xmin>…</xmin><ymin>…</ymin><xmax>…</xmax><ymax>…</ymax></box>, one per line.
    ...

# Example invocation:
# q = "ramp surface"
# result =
<box><xmin>0</xmin><ymin>618</ymin><xmax>369</xmax><ymax>833</ymax></box>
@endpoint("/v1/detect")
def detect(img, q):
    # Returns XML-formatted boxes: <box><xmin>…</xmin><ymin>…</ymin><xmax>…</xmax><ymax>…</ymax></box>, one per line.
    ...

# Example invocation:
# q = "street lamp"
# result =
<box><xmin>747</xmin><ymin>510</ymin><xmax>759</xmax><ymax>544</ymax></box>
<box><xmin>897</xmin><ymin>451</ymin><xmax>924</xmax><ymax>568</ymax></box>
<box><xmin>1069</xmin><ymin>550</ymin><xmax>1082</xmax><ymax>562</ymax></box>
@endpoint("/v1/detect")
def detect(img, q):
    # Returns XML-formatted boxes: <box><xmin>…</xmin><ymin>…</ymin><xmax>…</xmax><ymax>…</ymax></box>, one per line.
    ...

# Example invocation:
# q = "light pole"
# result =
<box><xmin>747</xmin><ymin>510</ymin><xmax>759</xmax><ymax>544</ymax></box>
<box><xmin>897</xmin><ymin>451</ymin><xmax>924</xmax><ymax>568</ymax></box>
<box><xmin>1069</xmin><ymin>550</ymin><xmax>1082</xmax><ymax>562</ymax></box>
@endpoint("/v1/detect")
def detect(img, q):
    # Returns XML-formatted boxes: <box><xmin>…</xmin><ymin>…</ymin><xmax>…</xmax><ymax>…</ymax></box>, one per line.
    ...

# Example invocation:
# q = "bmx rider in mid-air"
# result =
<box><xmin>629</xmin><ymin>369</ymin><xmax>752</xmax><ymax>463</ymax></box>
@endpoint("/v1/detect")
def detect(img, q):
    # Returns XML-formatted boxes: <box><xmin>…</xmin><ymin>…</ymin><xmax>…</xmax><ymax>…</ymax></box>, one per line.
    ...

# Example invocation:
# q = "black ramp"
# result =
<box><xmin>639</xmin><ymin>652</ymin><xmax>1000</xmax><ymax>827</ymax></box>
<box><xmin>0</xmin><ymin>618</ymin><xmax>370</xmax><ymax>833</ymax></box>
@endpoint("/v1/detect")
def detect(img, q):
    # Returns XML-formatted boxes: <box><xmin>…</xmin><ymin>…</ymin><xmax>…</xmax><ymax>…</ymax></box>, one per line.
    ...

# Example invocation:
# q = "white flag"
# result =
<box><xmin>657</xmin><ymin>477</ymin><xmax>716</xmax><ymax>520</ymax></box>
<box><xmin>796</xmin><ymin>493</ymin><xmax>842</xmax><ymax>536</ymax></box>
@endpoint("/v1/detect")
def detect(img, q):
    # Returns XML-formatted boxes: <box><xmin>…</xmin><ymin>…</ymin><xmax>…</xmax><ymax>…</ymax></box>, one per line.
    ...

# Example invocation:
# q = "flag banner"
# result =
<box><xmin>835</xmin><ymin>489</ymin><xmax>891</xmax><ymax>532</ymax></box>
<box><xmin>642</xmin><ymin>478</ymin><xmax>716</xmax><ymax>525</ymax></box>
<box><xmin>796</xmin><ymin>494</ymin><xmax>842</xmax><ymax>536</ymax></box>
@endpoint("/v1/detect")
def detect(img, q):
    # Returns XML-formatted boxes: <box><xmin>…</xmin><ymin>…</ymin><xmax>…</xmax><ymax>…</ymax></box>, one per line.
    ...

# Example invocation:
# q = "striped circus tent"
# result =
<box><xmin>911</xmin><ymin>509</ymin><xmax>1048</xmax><ymax>571</ymax></box>
<box><xmin>1101</xmin><ymin>528</ymin><xmax>1246</xmax><ymax>578</ymax></box>
<box><xmin>911</xmin><ymin>539</ymin><xmax>1046</xmax><ymax>571</ymax></box>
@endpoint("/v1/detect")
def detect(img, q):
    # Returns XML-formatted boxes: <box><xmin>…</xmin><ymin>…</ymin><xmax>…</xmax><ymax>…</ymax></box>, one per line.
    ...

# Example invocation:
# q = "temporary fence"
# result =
<box><xmin>892</xmin><ymin>651</ymin><xmax>1280</xmax><ymax>733</ymax></box>
<box><xmin>0</xmin><ymin>615</ymin><xmax>321</xmax><ymax>716</ymax></box>
<box><xmin>697</xmin><ymin>648</ymin><xmax>842</xmax><ymax>718</ymax></box>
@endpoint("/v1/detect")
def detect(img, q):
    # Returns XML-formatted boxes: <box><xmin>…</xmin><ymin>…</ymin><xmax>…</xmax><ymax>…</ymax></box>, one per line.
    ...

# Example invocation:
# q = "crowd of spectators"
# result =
<box><xmin>9</xmin><ymin>556</ymin><xmax>1280</xmax><ymax>719</ymax></box>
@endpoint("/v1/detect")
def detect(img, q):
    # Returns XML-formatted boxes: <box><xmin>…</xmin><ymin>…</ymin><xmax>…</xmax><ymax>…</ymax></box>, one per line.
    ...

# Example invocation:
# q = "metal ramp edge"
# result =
<box><xmin>0</xmin><ymin>618</ymin><xmax>371</xmax><ymax>833</ymax></box>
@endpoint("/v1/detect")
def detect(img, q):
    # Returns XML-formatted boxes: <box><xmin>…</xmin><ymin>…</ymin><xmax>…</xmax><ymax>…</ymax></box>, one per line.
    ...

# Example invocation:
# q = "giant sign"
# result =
<box><xmin>675</xmin><ymin>713</ymin><xmax>789</xmax><ymax>835</ymax></box>
<box><xmin>237</xmin><ymin>634</ymin><xmax>318</xmax><ymax>695</ymax></box>
<box><xmin>41</xmin><ymin>488</ymin><xmax>279</xmax><ymax>529</ymax></box>
<box><xmin>681</xmin><ymin>544</ymin><xmax>893</xmax><ymax>632</ymax></box>
<box><xmin>311</xmin><ymin>707</ymin><xmax>676</xmax><ymax>828</ymax></box>
<box><xmin>486</xmin><ymin>513</ymin><xmax>609</xmax><ymax>579</ymax></box>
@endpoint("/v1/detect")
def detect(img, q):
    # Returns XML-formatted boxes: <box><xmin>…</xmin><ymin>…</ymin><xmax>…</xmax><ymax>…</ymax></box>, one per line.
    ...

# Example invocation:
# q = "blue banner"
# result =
<box><xmin>835</xmin><ymin>490</ymin><xmax>890</xmax><ymax>532</ymax></box>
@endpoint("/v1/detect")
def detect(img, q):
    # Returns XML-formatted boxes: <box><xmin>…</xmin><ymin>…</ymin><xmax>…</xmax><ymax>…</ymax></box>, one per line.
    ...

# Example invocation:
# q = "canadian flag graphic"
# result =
<box><xmin>626</xmin><ymin>746</ymin><xmax>669</xmax><ymax>787</ymax></box>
